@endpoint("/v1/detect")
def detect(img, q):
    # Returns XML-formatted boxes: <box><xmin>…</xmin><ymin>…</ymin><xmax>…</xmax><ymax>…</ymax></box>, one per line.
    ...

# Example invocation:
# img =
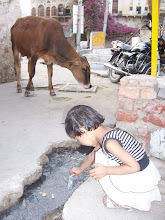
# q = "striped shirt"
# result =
<box><xmin>101</xmin><ymin>128</ymin><xmax>145</xmax><ymax>165</ymax></box>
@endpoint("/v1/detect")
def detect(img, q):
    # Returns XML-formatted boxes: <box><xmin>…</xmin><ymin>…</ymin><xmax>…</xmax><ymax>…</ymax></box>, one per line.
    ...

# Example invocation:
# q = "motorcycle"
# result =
<box><xmin>104</xmin><ymin>14</ymin><xmax>165</xmax><ymax>83</ymax></box>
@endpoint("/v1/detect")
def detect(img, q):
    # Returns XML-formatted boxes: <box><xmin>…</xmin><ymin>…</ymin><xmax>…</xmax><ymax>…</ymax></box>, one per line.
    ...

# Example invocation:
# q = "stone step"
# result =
<box><xmin>92</xmin><ymin>48</ymin><xmax>113</xmax><ymax>55</ymax></box>
<box><xmin>89</xmin><ymin>61</ymin><xmax>109</xmax><ymax>70</ymax></box>
<box><xmin>91</xmin><ymin>69</ymin><xmax>109</xmax><ymax>78</ymax></box>
<box><xmin>84</xmin><ymin>54</ymin><xmax>111</xmax><ymax>62</ymax></box>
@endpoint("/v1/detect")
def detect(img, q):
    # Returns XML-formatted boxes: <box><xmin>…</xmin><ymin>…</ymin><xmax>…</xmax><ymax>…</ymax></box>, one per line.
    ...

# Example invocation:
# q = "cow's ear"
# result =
<box><xmin>80</xmin><ymin>56</ymin><xmax>85</xmax><ymax>61</ymax></box>
<box><xmin>74</xmin><ymin>57</ymin><xmax>81</xmax><ymax>65</ymax></box>
<box><xmin>61</xmin><ymin>61</ymin><xmax>73</xmax><ymax>69</ymax></box>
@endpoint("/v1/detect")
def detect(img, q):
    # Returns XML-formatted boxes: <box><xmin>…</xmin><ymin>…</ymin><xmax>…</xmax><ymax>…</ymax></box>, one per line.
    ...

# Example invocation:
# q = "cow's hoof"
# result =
<box><xmin>24</xmin><ymin>91</ymin><xmax>30</xmax><ymax>97</ymax></box>
<box><xmin>50</xmin><ymin>91</ymin><xmax>56</xmax><ymax>96</ymax></box>
<box><xmin>17</xmin><ymin>88</ymin><xmax>22</xmax><ymax>93</ymax></box>
<box><xmin>30</xmin><ymin>87</ymin><xmax>35</xmax><ymax>91</ymax></box>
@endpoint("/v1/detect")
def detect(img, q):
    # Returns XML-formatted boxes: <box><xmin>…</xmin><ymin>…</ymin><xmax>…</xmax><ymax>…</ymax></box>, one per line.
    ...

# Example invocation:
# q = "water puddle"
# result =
<box><xmin>1</xmin><ymin>146</ymin><xmax>94</xmax><ymax>220</ymax></box>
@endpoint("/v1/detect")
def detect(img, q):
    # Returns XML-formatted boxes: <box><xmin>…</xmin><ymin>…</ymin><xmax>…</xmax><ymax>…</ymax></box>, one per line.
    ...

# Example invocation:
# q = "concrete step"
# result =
<box><xmin>92</xmin><ymin>48</ymin><xmax>113</xmax><ymax>55</ymax></box>
<box><xmin>91</xmin><ymin>69</ymin><xmax>109</xmax><ymax>78</ymax></box>
<box><xmin>89</xmin><ymin>61</ymin><xmax>109</xmax><ymax>70</ymax></box>
<box><xmin>84</xmin><ymin>54</ymin><xmax>111</xmax><ymax>62</ymax></box>
<box><xmin>79</xmin><ymin>49</ymin><xmax>92</xmax><ymax>56</ymax></box>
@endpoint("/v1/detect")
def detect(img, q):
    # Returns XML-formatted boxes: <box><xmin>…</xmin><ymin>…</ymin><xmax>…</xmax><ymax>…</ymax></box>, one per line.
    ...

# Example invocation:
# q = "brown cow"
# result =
<box><xmin>10</xmin><ymin>16</ymin><xmax>91</xmax><ymax>96</ymax></box>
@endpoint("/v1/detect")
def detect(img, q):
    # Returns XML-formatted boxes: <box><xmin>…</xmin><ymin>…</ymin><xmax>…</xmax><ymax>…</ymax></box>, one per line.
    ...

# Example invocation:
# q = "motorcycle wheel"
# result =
<box><xmin>142</xmin><ymin>62</ymin><xmax>151</xmax><ymax>75</ymax></box>
<box><xmin>109</xmin><ymin>54</ymin><xmax>124</xmax><ymax>83</ymax></box>
<box><xmin>143</xmin><ymin>62</ymin><xmax>165</xmax><ymax>76</ymax></box>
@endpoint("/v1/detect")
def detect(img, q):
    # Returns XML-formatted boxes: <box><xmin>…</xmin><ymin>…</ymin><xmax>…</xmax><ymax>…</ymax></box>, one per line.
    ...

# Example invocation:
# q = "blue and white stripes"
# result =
<box><xmin>102</xmin><ymin>129</ymin><xmax>145</xmax><ymax>165</ymax></box>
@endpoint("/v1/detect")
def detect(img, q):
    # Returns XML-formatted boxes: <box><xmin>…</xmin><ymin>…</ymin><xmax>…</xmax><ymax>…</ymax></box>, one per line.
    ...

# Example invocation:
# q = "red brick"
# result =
<box><xmin>143</xmin><ymin>114</ymin><xmax>165</xmax><ymax>127</ymax></box>
<box><xmin>140</xmin><ymin>79</ymin><xmax>154</xmax><ymax>87</ymax></box>
<box><xmin>117</xmin><ymin>111</ymin><xmax>138</xmax><ymax>122</ymax></box>
<box><xmin>138</xmin><ymin>131</ymin><xmax>150</xmax><ymax>142</ymax></box>
<box><xmin>118</xmin><ymin>98</ymin><xmax>135</xmax><ymax>111</ymax></box>
<box><xmin>129</xmin><ymin>80</ymin><xmax>139</xmax><ymax>86</ymax></box>
<box><xmin>120</xmin><ymin>77</ymin><xmax>129</xmax><ymax>86</ymax></box>
<box><xmin>142</xmin><ymin>101</ymin><xmax>165</xmax><ymax>114</ymax></box>
<box><xmin>119</xmin><ymin>87</ymin><xmax>139</xmax><ymax>99</ymax></box>
<box><xmin>140</xmin><ymin>88</ymin><xmax>157</xmax><ymax>99</ymax></box>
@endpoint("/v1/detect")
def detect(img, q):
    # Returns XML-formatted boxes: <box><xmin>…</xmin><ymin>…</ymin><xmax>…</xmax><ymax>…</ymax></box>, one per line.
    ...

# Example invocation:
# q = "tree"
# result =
<box><xmin>64</xmin><ymin>0</ymin><xmax>136</xmax><ymax>37</ymax></box>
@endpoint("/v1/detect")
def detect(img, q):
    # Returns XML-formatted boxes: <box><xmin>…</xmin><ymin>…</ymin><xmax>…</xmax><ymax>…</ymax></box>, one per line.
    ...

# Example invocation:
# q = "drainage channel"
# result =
<box><xmin>1</xmin><ymin>145</ymin><xmax>94</xmax><ymax>220</ymax></box>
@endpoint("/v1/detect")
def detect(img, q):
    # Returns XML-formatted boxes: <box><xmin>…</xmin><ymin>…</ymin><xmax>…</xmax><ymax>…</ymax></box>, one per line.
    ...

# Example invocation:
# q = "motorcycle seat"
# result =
<box><xmin>122</xmin><ymin>44</ymin><xmax>132</xmax><ymax>51</ymax></box>
<box><xmin>112</xmin><ymin>40</ymin><xmax>132</xmax><ymax>51</ymax></box>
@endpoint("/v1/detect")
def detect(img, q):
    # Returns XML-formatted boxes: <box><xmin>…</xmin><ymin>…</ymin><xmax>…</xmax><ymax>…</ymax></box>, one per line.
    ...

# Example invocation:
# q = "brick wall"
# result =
<box><xmin>116</xmin><ymin>75</ymin><xmax>165</xmax><ymax>159</ymax></box>
<box><xmin>0</xmin><ymin>0</ymin><xmax>21</xmax><ymax>83</ymax></box>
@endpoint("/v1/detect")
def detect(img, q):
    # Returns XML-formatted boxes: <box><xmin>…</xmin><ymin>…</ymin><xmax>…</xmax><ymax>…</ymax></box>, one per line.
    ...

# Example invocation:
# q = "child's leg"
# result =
<box><xmin>95</xmin><ymin>150</ymin><xmax>161</xmax><ymax>211</ymax></box>
<box><xmin>103</xmin><ymin>195</ymin><xmax>120</xmax><ymax>208</ymax></box>
<box><xmin>95</xmin><ymin>150</ymin><xmax>121</xmax><ymax>207</ymax></box>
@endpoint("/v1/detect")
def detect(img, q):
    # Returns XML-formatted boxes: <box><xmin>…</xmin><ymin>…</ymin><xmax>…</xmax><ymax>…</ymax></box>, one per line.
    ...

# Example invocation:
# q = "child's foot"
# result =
<box><xmin>102</xmin><ymin>196</ymin><xmax>120</xmax><ymax>208</ymax></box>
<box><xmin>103</xmin><ymin>196</ymin><xmax>131</xmax><ymax>209</ymax></box>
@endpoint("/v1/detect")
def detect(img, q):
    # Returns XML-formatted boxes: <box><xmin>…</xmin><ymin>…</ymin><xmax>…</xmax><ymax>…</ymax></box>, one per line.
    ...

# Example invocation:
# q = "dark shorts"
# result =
<box><xmin>138</xmin><ymin>153</ymin><xmax>150</xmax><ymax>171</ymax></box>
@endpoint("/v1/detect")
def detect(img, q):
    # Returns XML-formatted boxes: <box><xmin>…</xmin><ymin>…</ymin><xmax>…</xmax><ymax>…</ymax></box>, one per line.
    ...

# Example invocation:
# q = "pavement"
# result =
<box><xmin>0</xmin><ymin>57</ymin><xmax>165</xmax><ymax>220</ymax></box>
<box><xmin>0</xmin><ymin>58</ymin><xmax>118</xmax><ymax>215</ymax></box>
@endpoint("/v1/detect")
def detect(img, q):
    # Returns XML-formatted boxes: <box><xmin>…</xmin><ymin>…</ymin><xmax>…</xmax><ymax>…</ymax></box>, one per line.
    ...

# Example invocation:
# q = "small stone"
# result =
<box><xmin>22</xmin><ymin>199</ymin><xmax>26</xmax><ymax>208</ymax></box>
<box><xmin>39</xmin><ymin>192</ymin><xmax>47</xmax><ymax>197</ymax></box>
<box><xmin>52</xmin><ymin>194</ymin><xmax>55</xmax><ymax>199</ymax></box>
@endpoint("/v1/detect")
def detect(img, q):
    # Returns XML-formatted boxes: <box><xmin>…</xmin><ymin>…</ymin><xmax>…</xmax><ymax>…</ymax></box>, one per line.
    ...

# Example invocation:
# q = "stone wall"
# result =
<box><xmin>116</xmin><ymin>75</ymin><xmax>165</xmax><ymax>160</ymax></box>
<box><xmin>0</xmin><ymin>0</ymin><xmax>21</xmax><ymax>83</ymax></box>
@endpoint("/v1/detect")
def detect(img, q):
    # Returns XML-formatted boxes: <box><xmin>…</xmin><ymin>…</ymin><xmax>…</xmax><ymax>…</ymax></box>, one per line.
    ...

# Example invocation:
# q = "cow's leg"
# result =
<box><xmin>13</xmin><ymin>48</ymin><xmax>22</xmax><ymax>93</ymax></box>
<box><xmin>47</xmin><ymin>64</ymin><xmax>55</xmax><ymax>96</ymax></box>
<box><xmin>25</xmin><ymin>55</ymin><xmax>37</xmax><ymax>97</ymax></box>
<box><xmin>28</xmin><ymin>58</ymin><xmax>34</xmax><ymax>91</ymax></box>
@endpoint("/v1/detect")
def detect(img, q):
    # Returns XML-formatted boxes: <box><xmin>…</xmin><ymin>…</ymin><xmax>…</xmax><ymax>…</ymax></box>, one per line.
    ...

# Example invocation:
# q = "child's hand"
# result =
<box><xmin>89</xmin><ymin>163</ymin><xmax>107</xmax><ymax>181</ymax></box>
<box><xmin>69</xmin><ymin>167</ymin><xmax>82</xmax><ymax>176</ymax></box>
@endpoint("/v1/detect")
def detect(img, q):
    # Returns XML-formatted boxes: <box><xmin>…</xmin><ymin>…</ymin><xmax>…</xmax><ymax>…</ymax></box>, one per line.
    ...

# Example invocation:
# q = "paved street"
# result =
<box><xmin>0</xmin><ymin>58</ymin><xmax>119</xmax><ymax>217</ymax></box>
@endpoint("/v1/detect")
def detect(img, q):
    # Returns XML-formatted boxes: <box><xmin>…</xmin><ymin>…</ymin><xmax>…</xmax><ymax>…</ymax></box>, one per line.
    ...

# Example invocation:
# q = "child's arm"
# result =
<box><xmin>89</xmin><ymin>139</ymin><xmax>140</xmax><ymax>180</ymax></box>
<box><xmin>70</xmin><ymin>144</ymin><xmax>100</xmax><ymax>176</ymax></box>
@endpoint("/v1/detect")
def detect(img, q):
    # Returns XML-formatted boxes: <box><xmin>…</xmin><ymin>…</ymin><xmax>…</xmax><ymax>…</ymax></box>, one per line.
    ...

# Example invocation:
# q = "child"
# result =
<box><xmin>65</xmin><ymin>105</ymin><xmax>161</xmax><ymax>211</ymax></box>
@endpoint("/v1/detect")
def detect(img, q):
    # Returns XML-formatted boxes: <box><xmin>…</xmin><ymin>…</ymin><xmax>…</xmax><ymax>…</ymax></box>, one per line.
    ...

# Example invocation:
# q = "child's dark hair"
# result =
<box><xmin>65</xmin><ymin>105</ymin><xmax>105</xmax><ymax>137</ymax></box>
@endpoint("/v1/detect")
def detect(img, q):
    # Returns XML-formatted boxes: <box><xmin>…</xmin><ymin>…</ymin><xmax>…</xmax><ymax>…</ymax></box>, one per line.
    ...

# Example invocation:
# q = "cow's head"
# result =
<box><xmin>62</xmin><ymin>56</ymin><xmax>91</xmax><ymax>89</ymax></box>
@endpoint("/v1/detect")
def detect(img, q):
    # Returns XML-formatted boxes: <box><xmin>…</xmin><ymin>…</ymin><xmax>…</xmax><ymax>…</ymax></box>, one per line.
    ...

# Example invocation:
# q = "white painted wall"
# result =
<box><xmin>0</xmin><ymin>0</ymin><xmax>21</xmax><ymax>83</ymax></box>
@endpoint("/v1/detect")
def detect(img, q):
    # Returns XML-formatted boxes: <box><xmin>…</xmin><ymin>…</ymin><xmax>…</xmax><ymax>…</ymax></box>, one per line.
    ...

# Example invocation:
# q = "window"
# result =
<box><xmin>65</xmin><ymin>7</ymin><xmax>71</xmax><ymax>16</ymax></box>
<box><xmin>136</xmin><ymin>6</ymin><xmax>141</xmax><ymax>14</ymax></box>
<box><xmin>31</xmin><ymin>7</ymin><xmax>36</xmax><ymax>16</ymax></box>
<box><xmin>129</xmin><ymin>7</ymin><xmax>133</xmax><ymax>11</ymax></box>
<box><xmin>145</xmin><ymin>7</ymin><xmax>148</xmax><ymax>11</ymax></box>
<box><xmin>38</xmin><ymin>5</ymin><xmax>44</xmax><ymax>16</ymax></box>
<box><xmin>112</xmin><ymin>0</ymin><xmax>118</xmax><ymax>13</ymax></box>
<box><xmin>58</xmin><ymin>4</ymin><xmax>64</xmax><ymax>16</ymax></box>
<box><xmin>51</xmin><ymin>6</ymin><xmax>56</xmax><ymax>16</ymax></box>
<box><xmin>46</xmin><ymin>7</ymin><xmax>50</xmax><ymax>17</ymax></box>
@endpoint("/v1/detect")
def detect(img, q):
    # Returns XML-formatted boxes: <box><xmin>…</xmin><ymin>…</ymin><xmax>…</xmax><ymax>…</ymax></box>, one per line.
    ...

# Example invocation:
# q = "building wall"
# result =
<box><xmin>31</xmin><ymin>0</ymin><xmax>71</xmax><ymax>26</ymax></box>
<box><xmin>110</xmin><ymin>0</ymin><xmax>165</xmax><ymax>28</ymax></box>
<box><xmin>110</xmin><ymin>0</ymin><xmax>149</xmax><ymax>16</ymax></box>
<box><xmin>109</xmin><ymin>0</ymin><xmax>149</xmax><ymax>29</ymax></box>
<box><xmin>0</xmin><ymin>0</ymin><xmax>21</xmax><ymax>83</ymax></box>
